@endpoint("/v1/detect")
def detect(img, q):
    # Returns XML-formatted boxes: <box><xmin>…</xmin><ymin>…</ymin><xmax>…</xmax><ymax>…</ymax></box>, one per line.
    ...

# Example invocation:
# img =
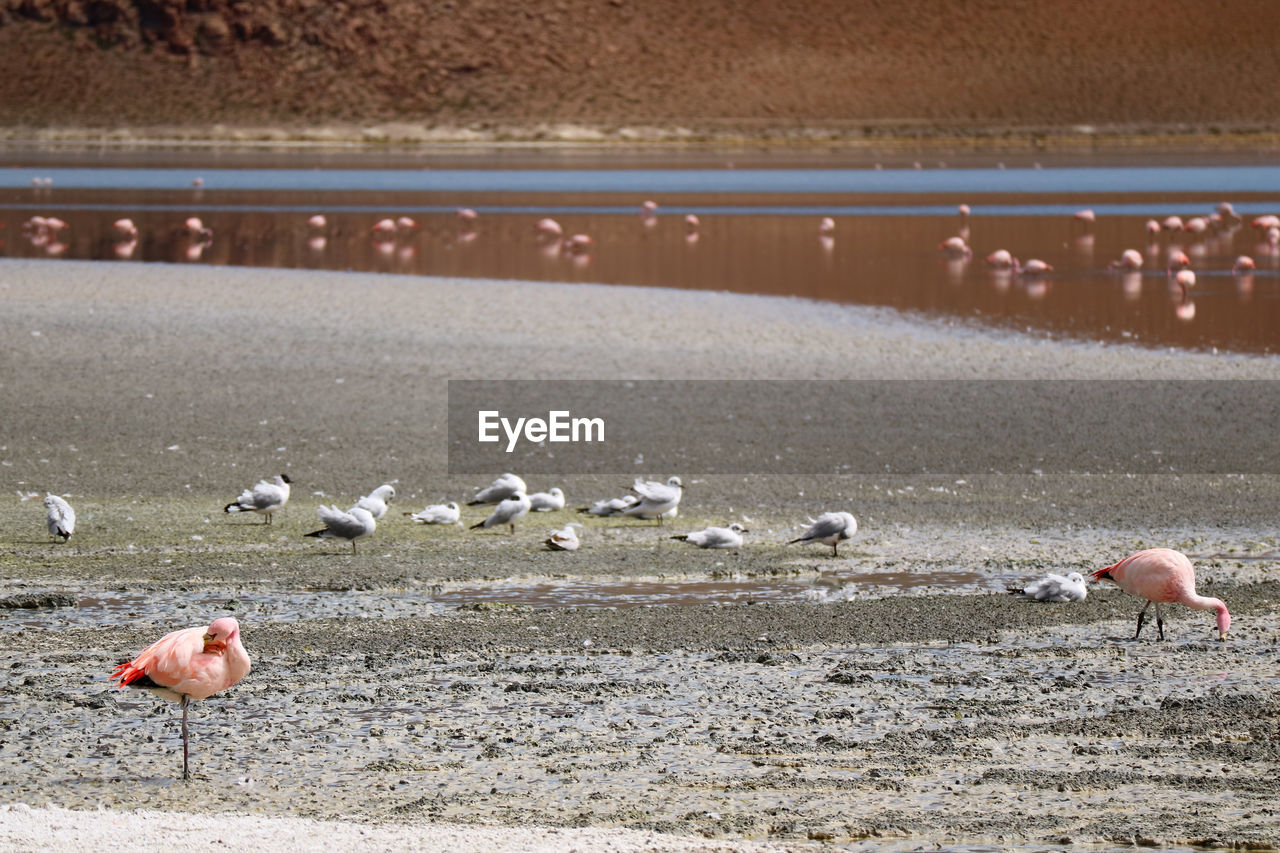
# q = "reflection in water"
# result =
<box><xmin>2</xmin><ymin>172</ymin><xmax>1280</xmax><ymax>352</ymax></box>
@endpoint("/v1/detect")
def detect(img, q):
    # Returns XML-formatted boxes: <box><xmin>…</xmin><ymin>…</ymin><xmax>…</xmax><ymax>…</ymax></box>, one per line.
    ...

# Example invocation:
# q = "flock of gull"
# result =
<box><xmin>213</xmin><ymin>470</ymin><xmax>860</xmax><ymax>558</ymax></box>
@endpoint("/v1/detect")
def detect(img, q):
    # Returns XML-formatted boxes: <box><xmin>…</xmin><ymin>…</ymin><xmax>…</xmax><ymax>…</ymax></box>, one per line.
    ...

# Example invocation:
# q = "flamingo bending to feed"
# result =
<box><xmin>938</xmin><ymin>236</ymin><xmax>971</xmax><ymax>257</ymax></box>
<box><xmin>1089</xmin><ymin>548</ymin><xmax>1230</xmax><ymax>640</ymax></box>
<box><xmin>1109</xmin><ymin>249</ymin><xmax>1143</xmax><ymax>271</ymax></box>
<box><xmin>535</xmin><ymin>218</ymin><xmax>563</xmax><ymax>238</ymax></box>
<box><xmin>985</xmin><ymin>249</ymin><xmax>1014</xmax><ymax>268</ymax></box>
<box><xmin>110</xmin><ymin>617</ymin><xmax>251</xmax><ymax>780</ymax></box>
<box><xmin>1015</xmin><ymin>258</ymin><xmax>1053</xmax><ymax>274</ymax></box>
<box><xmin>1166</xmin><ymin>250</ymin><xmax>1191</xmax><ymax>272</ymax></box>
<box><xmin>1233</xmin><ymin>255</ymin><xmax>1256</xmax><ymax>273</ymax></box>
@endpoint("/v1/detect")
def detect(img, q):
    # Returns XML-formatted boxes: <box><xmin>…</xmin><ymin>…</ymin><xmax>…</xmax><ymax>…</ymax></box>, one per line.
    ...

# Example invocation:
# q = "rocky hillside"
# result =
<box><xmin>2</xmin><ymin>0</ymin><xmax>1279</xmax><ymax>139</ymax></box>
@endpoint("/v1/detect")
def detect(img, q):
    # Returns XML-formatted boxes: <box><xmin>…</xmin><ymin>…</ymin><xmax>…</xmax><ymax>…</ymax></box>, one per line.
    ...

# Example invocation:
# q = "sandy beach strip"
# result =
<box><xmin>0</xmin><ymin>803</ymin><xmax>804</xmax><ymax>852</ymax></box>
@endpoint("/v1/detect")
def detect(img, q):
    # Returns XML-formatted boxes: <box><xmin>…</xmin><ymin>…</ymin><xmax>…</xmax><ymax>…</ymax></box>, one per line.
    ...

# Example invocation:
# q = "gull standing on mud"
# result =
<box><xmin>306</xmin><ymin>505</ymin><xmax>376</xmax><ymax>553</ymax></box>
<box><xmin>468</xmin><ymin>473</ymin><xmax>527</xmax><ymax>505</ymax></box>
<box><xmin>43</xmin><ymin>495</ymin><xmax>76</xmax><ymax>542</ymax></box>
<box><xmin>672</xmin><ymin>523</ymin><xmax>748</xmax><ymax>549</ymax></box>
<box><xmin>224</xmin><ymin>474</ymin><xmax>292</xmax><ymax>525</ymax></box>
<box><xmin>528</xmin><ymin>487</ymin><xmax>566</xmax><ymax>512</ymax></box>
<box><xmin>406</xmin><ymin>501</ymin><xmax>461</xmax><ymax>525</ymax></box>
<box><xmin>353</xmin><ymin>483</ymin><xmax>395</xmax><ymax>519</ymax></box>
<box><xmin>545</xmin><ymin>523</ymin><xmax>582</xmax><ymax>551</ymax></box>
<box><xmin>1020</xmin><ymin>572</ymin><xmax>1088</xmax><ymax>602</ymax></box>
<box><xmin>471</xmin><ymin>491</ymin><xmax>532</xmax><ymax>535</ymax></box>
<box><xmin>622</xmin><ymin>476</ymin><xmax>683</xmax><ymax>525</ymax></box>
<box><xmin>109</xmin><ymin>616</ymin><xmax>251</xmax><ymax>781</ymax></box>
<box><xmin>788</xmin><ymin>511</ymin><xmax>858</xmax><ymax>557</ymax></box>
<box><xmin>1090</xmin><ymin>548</ymin><xmax>1230</xmax><ymax>641</ymax></box>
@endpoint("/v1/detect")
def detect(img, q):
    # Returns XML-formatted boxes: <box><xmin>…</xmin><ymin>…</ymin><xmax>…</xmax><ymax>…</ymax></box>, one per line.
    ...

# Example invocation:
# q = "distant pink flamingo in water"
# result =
<box><xmin>1109</xmin><ymin>249</ymin><xmax>1143</xmax><ymax>271</ymax></box>
<box><xmin>535</xmin><ymin>218</ymin><xmax>563</xmax><ymax>238</ymax></box>
<box><xmin>1014</xmin><ymin>258</ymin><xmax>1052</xmax><ymax>275</ymax></box>
<box><xmin>938</xmin><ymin>236</ymin><xmax>971</xmax><ymax>258</ymax></box>
<box><xmin>639</xmin><ymin>200</ymin><xmax>659</xmax><ymax>229</ymax></box>
<box><xmin>818</xmin><ymin>217</ymin><xmax>835</xmax><ymax>235</ymax></box>
<box><xmin>985</xmin><ymin>249</ymin><xmax>1014</xmax><ymax>268</ymax></box>
<box><xmin>184</xmin><ymin>217</ymin><xmax>213</xmax><ymax>242</ymax></box>
<box><xmin>1166</xmin><ymin>250</ymin><xmax>1191</xmax><ymax>272</ymax></box>
<box><xmin>1233</xmin><ymin>255</ymin><xmax>1256</xmax><ymax>273</ymax></box>
<box><xmin>1090</xmin><ymin>548</ymin><xmax>1230</xmax><ymax>641</ymax></box>
<box><xmin>110</xmin><ymin>616</ymin><xmax>252</xmax><ymax>780</ymax></box>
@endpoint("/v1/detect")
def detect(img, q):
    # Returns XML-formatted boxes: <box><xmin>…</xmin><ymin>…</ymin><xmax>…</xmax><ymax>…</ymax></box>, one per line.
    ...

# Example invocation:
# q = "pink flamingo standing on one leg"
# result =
<box><xmin>1089</xmin><ymin>548</ymin><xmax>1230</xmax><ymax>641</ymax></box>
<box><xmin>110</xmin><ymin>617</ymin><xmax>251</xmax><ymax>780</ymax></box>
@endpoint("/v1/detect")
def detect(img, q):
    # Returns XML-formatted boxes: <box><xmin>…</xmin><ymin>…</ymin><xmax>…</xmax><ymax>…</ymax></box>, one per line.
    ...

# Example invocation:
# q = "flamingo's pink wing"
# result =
<box><xmin>110</xmin><ymin>626</ymin><xmax>203</xmax><ymax>689</ymax></box>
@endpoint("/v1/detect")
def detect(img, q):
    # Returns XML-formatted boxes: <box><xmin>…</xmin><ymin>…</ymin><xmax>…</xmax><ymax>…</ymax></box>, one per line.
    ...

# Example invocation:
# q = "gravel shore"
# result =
<box><xmin>1</xmin><ymin>260</ymin><xmax>1278</xmax><ymax>851</ymax></box>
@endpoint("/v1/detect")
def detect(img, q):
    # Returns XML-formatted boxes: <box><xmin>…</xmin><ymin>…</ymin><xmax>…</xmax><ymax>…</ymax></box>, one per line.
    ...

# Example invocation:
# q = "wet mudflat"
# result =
<box><xmin>3</xmin><ymin>580</ymin><xmax>1279</xmax><ymax>850</ymax></box>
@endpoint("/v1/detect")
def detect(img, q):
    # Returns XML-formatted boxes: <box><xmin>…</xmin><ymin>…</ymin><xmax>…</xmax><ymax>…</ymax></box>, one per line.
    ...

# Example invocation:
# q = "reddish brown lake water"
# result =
<box><xmin>3</xmin><ymin>149</ymin><xmax>1280</xmax><ymax>353</ymax></box>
